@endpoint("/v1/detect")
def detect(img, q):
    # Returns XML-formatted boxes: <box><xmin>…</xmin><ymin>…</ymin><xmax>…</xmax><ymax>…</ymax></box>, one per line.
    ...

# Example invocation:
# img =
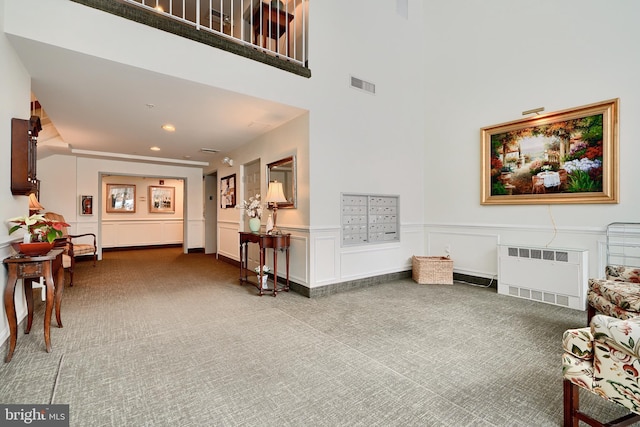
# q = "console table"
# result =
<box><xmin>239</xmin><ymin>232</ymin><xmax>290</xmax><ymax>297</ymax></box>
<box><xmin>3</xmin><ymin>248</ymin><xmax>64</xmax><ymax>362</ymax></box>
<box><xmin>252</xmin><ymin>3</ymin><xmax>294</xmax><ymax>55</ymax></box>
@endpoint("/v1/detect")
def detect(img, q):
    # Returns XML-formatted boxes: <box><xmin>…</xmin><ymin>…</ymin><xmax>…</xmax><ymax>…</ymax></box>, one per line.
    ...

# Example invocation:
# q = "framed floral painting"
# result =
<box><xmin>480</xmin><ymin>99</ymin><xmax>619</xmax><ymax>205</ymax></box>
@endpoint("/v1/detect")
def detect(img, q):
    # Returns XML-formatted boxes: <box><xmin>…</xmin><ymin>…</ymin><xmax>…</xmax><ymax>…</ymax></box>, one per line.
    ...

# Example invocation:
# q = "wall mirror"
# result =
<box><xmin>267</xmin><ymin>156</ymin><xmax>296</xmax><ymax>208</ymax></box>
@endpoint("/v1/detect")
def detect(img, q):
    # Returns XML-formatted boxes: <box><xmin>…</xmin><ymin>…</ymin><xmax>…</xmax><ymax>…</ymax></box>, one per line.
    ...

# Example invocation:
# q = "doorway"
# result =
<box><xmin>98</xmin><ymin>174</ymin><xmax>187</xmax><ymax>254</ymax></box>
<box><xmin>204</xmin><ymin>172</ymin><xmax>218</xmax><ymax>255</ymax></box>
<box><xmin>244</xmin><ymin>160</ymin><xmax>261</xmax><ymax>269</ymax></box>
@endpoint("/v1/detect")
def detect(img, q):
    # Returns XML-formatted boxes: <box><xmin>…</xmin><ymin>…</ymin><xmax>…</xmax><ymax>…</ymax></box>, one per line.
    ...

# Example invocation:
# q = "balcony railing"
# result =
<box><xmin>123</xmin><ymin>0</ymin><xmax>308</xmax><ymax>66</ymax></box>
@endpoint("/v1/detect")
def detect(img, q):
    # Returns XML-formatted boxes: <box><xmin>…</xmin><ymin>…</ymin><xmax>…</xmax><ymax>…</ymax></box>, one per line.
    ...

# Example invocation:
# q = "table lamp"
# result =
<box><xmin>28</xmin><ymin>193</ymin><xmax>44</xmax><ymax>215</ymax></box>
<box><xmin>265</xmin><ymin>181</ymin><xmax>287</xmax><ymax>234</ymax></box>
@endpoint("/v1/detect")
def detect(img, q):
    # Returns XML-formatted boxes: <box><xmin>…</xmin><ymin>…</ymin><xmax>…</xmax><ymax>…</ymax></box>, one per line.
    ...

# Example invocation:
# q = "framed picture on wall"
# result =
<box><xmin>220</xmin><ymin>174</ymin><xmax>236</xmax><ymax>208</ymax></box>
<box><xmin>148</xmin><ymin>186</ymin><xmax>175</xmax><ymax>213</ymax></box>
<box><xmin>480</xmin><ymin>98</ymin><xmax>619</xmax><ymax>205</ymax></box>
<box><xmin>106</xmin><ymin>184</ymin><xmax>136</xmax><ymax>213</ymax></box>
<box><xmin>80</xmin><ymin>195</ymin><xmax>93</xmax><ymax>215</ymax></box>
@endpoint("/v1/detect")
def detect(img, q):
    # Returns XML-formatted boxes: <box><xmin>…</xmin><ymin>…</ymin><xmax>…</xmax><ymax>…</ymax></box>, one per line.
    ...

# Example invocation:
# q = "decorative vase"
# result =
<box><xmin>19</xmin><ymin>242</ymin><xmax>54</xmax><ymax>257</ymax></box>
<box><xmin>270</xmin><ymin>0</ymin><xmax>284</xmax><ymax>9</ymax></box>
<box><xmin>249</xmin><ymin>217</ymin><xmax>261</xmax><ymax>233</ymax></box>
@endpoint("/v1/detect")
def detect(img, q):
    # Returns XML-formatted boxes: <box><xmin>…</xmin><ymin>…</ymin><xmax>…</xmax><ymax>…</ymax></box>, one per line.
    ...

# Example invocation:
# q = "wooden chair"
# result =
<box><xmin>44</xmin><ymin>212</ymin><xmax>96</xmax><ymax>286</ymax></box>
<box><xmin>531</xmin><ymin>175</ymin><xmax>545</xmax><ymax>194</ymax></box>
<box><xmin>558</xmin><ymin>168</ymin><xmax>568</xmax><ymax>190</ymax></box>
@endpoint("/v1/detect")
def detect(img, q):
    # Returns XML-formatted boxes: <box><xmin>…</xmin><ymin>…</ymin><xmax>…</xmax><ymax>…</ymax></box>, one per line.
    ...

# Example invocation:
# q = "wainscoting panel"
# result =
<box><xmin>102</xmin><ymin>219</ymin><xmax>183</xmax><ymax>248</ymax></box>
<box><xmin>341</xmin><ymin>243</ymin><xmax>404</xmax><ymax>281</ymax></box>
<box><xmin>311</xmin><ymin>233</ymin><xmax>339</xmax><ymax>286</ymax></box>
<box><xmin>188</xmin><ymin>219</ymin><xmax>204</xmax><ymax>249</ymax></box>
<box><xmin>427</xmin><ymin>231</ymin><xmax>499</xmax><ymax>278</ymax></box>
<box><xmin>309</xmin><ymin>224</ymin><xmax>423</xmax><ymax>288</ymax></box>
<box><xmin>267</xmin><ymin>232</ymin><xmax>308</xmax><ymax>286</ymax></box>
<box><xmin>75</xmin><ymin>221</ymin><xmax>99</xmax><ymax>237</ymax></box>
<box><xmin>218</xmin><ymin>222</ymin><xmax>240</xmax><ymax>261</ymax></box>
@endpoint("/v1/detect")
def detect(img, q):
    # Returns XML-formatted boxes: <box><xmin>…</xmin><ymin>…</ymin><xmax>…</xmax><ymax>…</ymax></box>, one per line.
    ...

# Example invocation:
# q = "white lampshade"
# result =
<box><xmin>265</xmin><ymin>181</ymin><xmax>287</xmax><ymax>204</ymax></box>
<box><xmin>28</xmin><ymin>193</ymin><xmax>44</xmax><ymax>211</ymax></box>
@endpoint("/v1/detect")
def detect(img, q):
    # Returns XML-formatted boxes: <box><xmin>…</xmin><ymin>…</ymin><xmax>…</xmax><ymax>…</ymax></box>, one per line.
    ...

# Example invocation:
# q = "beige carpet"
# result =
<box><xmin>0</xmin><ymin>248</ymin><xmax>635</xmax><ymax>426</ymax></box>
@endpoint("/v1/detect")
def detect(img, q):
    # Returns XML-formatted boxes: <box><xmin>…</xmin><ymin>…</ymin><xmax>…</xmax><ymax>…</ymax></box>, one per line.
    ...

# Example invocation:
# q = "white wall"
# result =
<box><xmin>10</xmin><ymin>0</ymin><xmax>635</xmax><ymax>293</ymax></box>
<box><xmin>421</xmin><ymin>0</ymin><xmax>640</xmax><ymax>280</ymax></box>
<box><xmin>3</xmin><ymin>0</ymin><xmax>428</xmax><ymax>288</ymax></box>
<box><xmin>101</xmin><ymin>176</ymin><xmax>184</xmax><ymax>248</ymax></box>
<box><xmin>38</xmin><ymin>155</ymin><xmax>204</xmax><ymax>256</ymax></box>
<box><xmin>211</xmin><ymin>114</ymin><xmax>310</xmax><ymax>286</ymax></box>
<box><xmin>0</xmin><ymin>0</ymin><xmax>36</xmax><ymax>347</ymax></box>
<box><xmin>304</xmin><ymin>1</ymin><xmax>427</xmax><ymax>286</ymax></box>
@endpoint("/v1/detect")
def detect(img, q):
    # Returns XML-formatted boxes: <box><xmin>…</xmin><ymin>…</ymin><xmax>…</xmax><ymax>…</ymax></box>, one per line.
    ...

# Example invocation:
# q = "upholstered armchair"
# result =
<box><xmin>563</xmin><ymin>314</ymin><xmax>640</xmax><ymax>426</ymax></box>
<box><xmin>587</xmin><ymin>265</ymin><xmax>640</xmax><ymax>323</ymax></box>
<box><xmin>44</xmin><ymin>212</ymin><xmax>96</xmax><ymax>286</ymax></box>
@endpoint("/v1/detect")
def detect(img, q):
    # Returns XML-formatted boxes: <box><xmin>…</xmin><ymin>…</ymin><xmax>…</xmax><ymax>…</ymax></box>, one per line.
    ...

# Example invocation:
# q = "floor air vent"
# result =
<box><xmin>498</xmin><ymin>245</ymin><xmax>588</xmax><ymax>310</ymax></box>
<box><xmin>350</xmin><ymin>76</ymin><xmax>376</xmax><ymax>94</ymax></box>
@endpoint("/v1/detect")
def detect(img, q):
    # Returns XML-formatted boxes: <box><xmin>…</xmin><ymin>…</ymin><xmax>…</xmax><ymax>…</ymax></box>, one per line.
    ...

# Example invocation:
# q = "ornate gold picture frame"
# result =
<box><xmin>481</xmin><ymin>99</ymin><xmax>619</xmax><ymax>205</ymax></box>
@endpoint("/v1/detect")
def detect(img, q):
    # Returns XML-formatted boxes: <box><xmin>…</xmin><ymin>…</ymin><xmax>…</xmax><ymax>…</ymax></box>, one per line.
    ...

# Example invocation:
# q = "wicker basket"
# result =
<box><xmin>412</xmin><ymin>256</ymin><xmax>453</xmax><ymax>285</ymax></box>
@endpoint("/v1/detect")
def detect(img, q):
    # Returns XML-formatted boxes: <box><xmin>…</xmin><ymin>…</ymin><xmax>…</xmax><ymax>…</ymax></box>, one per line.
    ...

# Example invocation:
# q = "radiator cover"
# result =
<box><xmin>497</xmin><ymin>245</ymin><xmax>588</xmax><ymax>310</ymax></box>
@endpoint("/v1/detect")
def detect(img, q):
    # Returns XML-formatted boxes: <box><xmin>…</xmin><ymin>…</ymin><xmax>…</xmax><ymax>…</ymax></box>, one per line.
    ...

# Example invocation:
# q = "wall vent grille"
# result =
<box><xmin>350</xmin><ymin>76</ymin><xmax>376</xmax><ymax>94</ymax></box>
<box><xmin>508</xmin><ymin>286</ymin><xmax>570</xmax><ymax>307</ymax></box>
<box><xmin>507</xmin><ymin>246</ymin><xmax>568</xmax><ymax>263</ymax></box>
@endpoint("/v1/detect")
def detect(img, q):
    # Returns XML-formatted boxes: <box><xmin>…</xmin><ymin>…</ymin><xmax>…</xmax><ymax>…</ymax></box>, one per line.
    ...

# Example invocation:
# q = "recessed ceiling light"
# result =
<box><xmin>162</xmin><ymin>124</ymin><xmax>176</xmax><ymax>132</ymax></box>
<box><xmin>150</xmin><ymin>146</ymin><xmax>161</xmax><ymax>151</ymax></box>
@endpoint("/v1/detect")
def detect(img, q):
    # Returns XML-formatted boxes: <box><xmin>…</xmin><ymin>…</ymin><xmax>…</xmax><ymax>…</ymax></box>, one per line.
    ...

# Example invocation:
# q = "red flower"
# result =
<box><xmin>7</xmin><ymin>214</ymin><xmax>69</xmax><ymax>243</ymax></box>
<box><xmin>52</xmin><ymin>222</ymin><xmax>66</xmax><ymax>231</ymax></box>
<box><xmin>623</xmin><ymin>364</ymin><xmax>639</xmax><ymax>377</ymax></box>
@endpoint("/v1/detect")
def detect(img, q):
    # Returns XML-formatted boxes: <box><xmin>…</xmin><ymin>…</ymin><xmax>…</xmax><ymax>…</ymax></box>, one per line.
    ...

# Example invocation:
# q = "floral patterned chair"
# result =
<box><xmin>587</xmin><ymin>265</ymin><xmax>640</xmax><ymax>323</ymax></box>
<box><xmin>562</xmin><ymin>314</ymin><xmax>640</xmax><ymax>426</ymax></box>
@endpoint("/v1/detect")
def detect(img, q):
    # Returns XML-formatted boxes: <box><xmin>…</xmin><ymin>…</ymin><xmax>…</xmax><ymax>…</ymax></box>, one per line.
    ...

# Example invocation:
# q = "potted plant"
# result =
<box><xmin>499</xmin><ymin>166</ymin><xmax>513</xmax><ymax>184</ymax></box>
<box><xmin>7</xmin><ymin>213</ymin><xmax>69</xmax><ymax>256</ymax></box>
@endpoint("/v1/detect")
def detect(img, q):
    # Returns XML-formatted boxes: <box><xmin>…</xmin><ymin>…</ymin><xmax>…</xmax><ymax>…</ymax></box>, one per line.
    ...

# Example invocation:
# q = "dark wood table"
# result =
<box><xmin>253</xmin><ymin>3</ymin><xmax>294</xmax><ymax>55</ymax></box>
<box><xmin>3</xmin><ymin>248</ymin><xmax>64</xmax><ymax>362</ymax></box>
<box><xmin>239</xmin><ymin>232</ymin><xmax>290</xmax><ymax>297</ymax></box>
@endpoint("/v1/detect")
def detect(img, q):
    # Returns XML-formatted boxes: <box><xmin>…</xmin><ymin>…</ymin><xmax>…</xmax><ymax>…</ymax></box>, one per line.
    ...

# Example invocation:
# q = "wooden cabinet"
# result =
<box><xmin>11</xmin><ymin>117</ymin><xmax>39</xmax><ymax>195</ymax></box>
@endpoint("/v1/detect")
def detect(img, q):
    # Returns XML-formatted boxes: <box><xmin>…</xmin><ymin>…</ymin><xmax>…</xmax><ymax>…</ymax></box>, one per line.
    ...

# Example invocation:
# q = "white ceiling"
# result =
<box><xmin>8</xmin><ymin>35</ymin><xmax>306</xmax><ymax>167</ymax></box>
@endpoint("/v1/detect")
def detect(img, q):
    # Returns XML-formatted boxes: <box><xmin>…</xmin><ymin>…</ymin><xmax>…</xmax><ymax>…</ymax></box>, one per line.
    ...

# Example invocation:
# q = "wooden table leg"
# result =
<box><xmin>273</xmin><ymin>248</ymin><xmax>278</xmax><ymax>297</ymax></box>
<box><xmin>259</xmin><ymin>247</ymin><xmax>266</xmax><ymax>296</ymax></box>
<box><xmin>43</xmin><ymin>263</ymin><xmax>54</xmax><ymax>353</ymax></box>
<box><xmin>4</xmin><ymin>268</ymin><xmax>18</xmax><ymax>363</ymax></box>
<box><xmin>24</xmin><ymin>278</ymin><xmax>34</xmax><ymax>334</ymax></box>
<box><xmin>239</xmin><ymin>242</ymin><xmax>244</xmax><ymax>282</ymax></box>
<box><xmin>54</xmin><ymin>259</ymin><xmax>64</xmax><ymax>328</ymax></box>
<box><xmin>285</xmin><ymin>247</ymin><xmax>290</xmax><ymax>292</ymax></box>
